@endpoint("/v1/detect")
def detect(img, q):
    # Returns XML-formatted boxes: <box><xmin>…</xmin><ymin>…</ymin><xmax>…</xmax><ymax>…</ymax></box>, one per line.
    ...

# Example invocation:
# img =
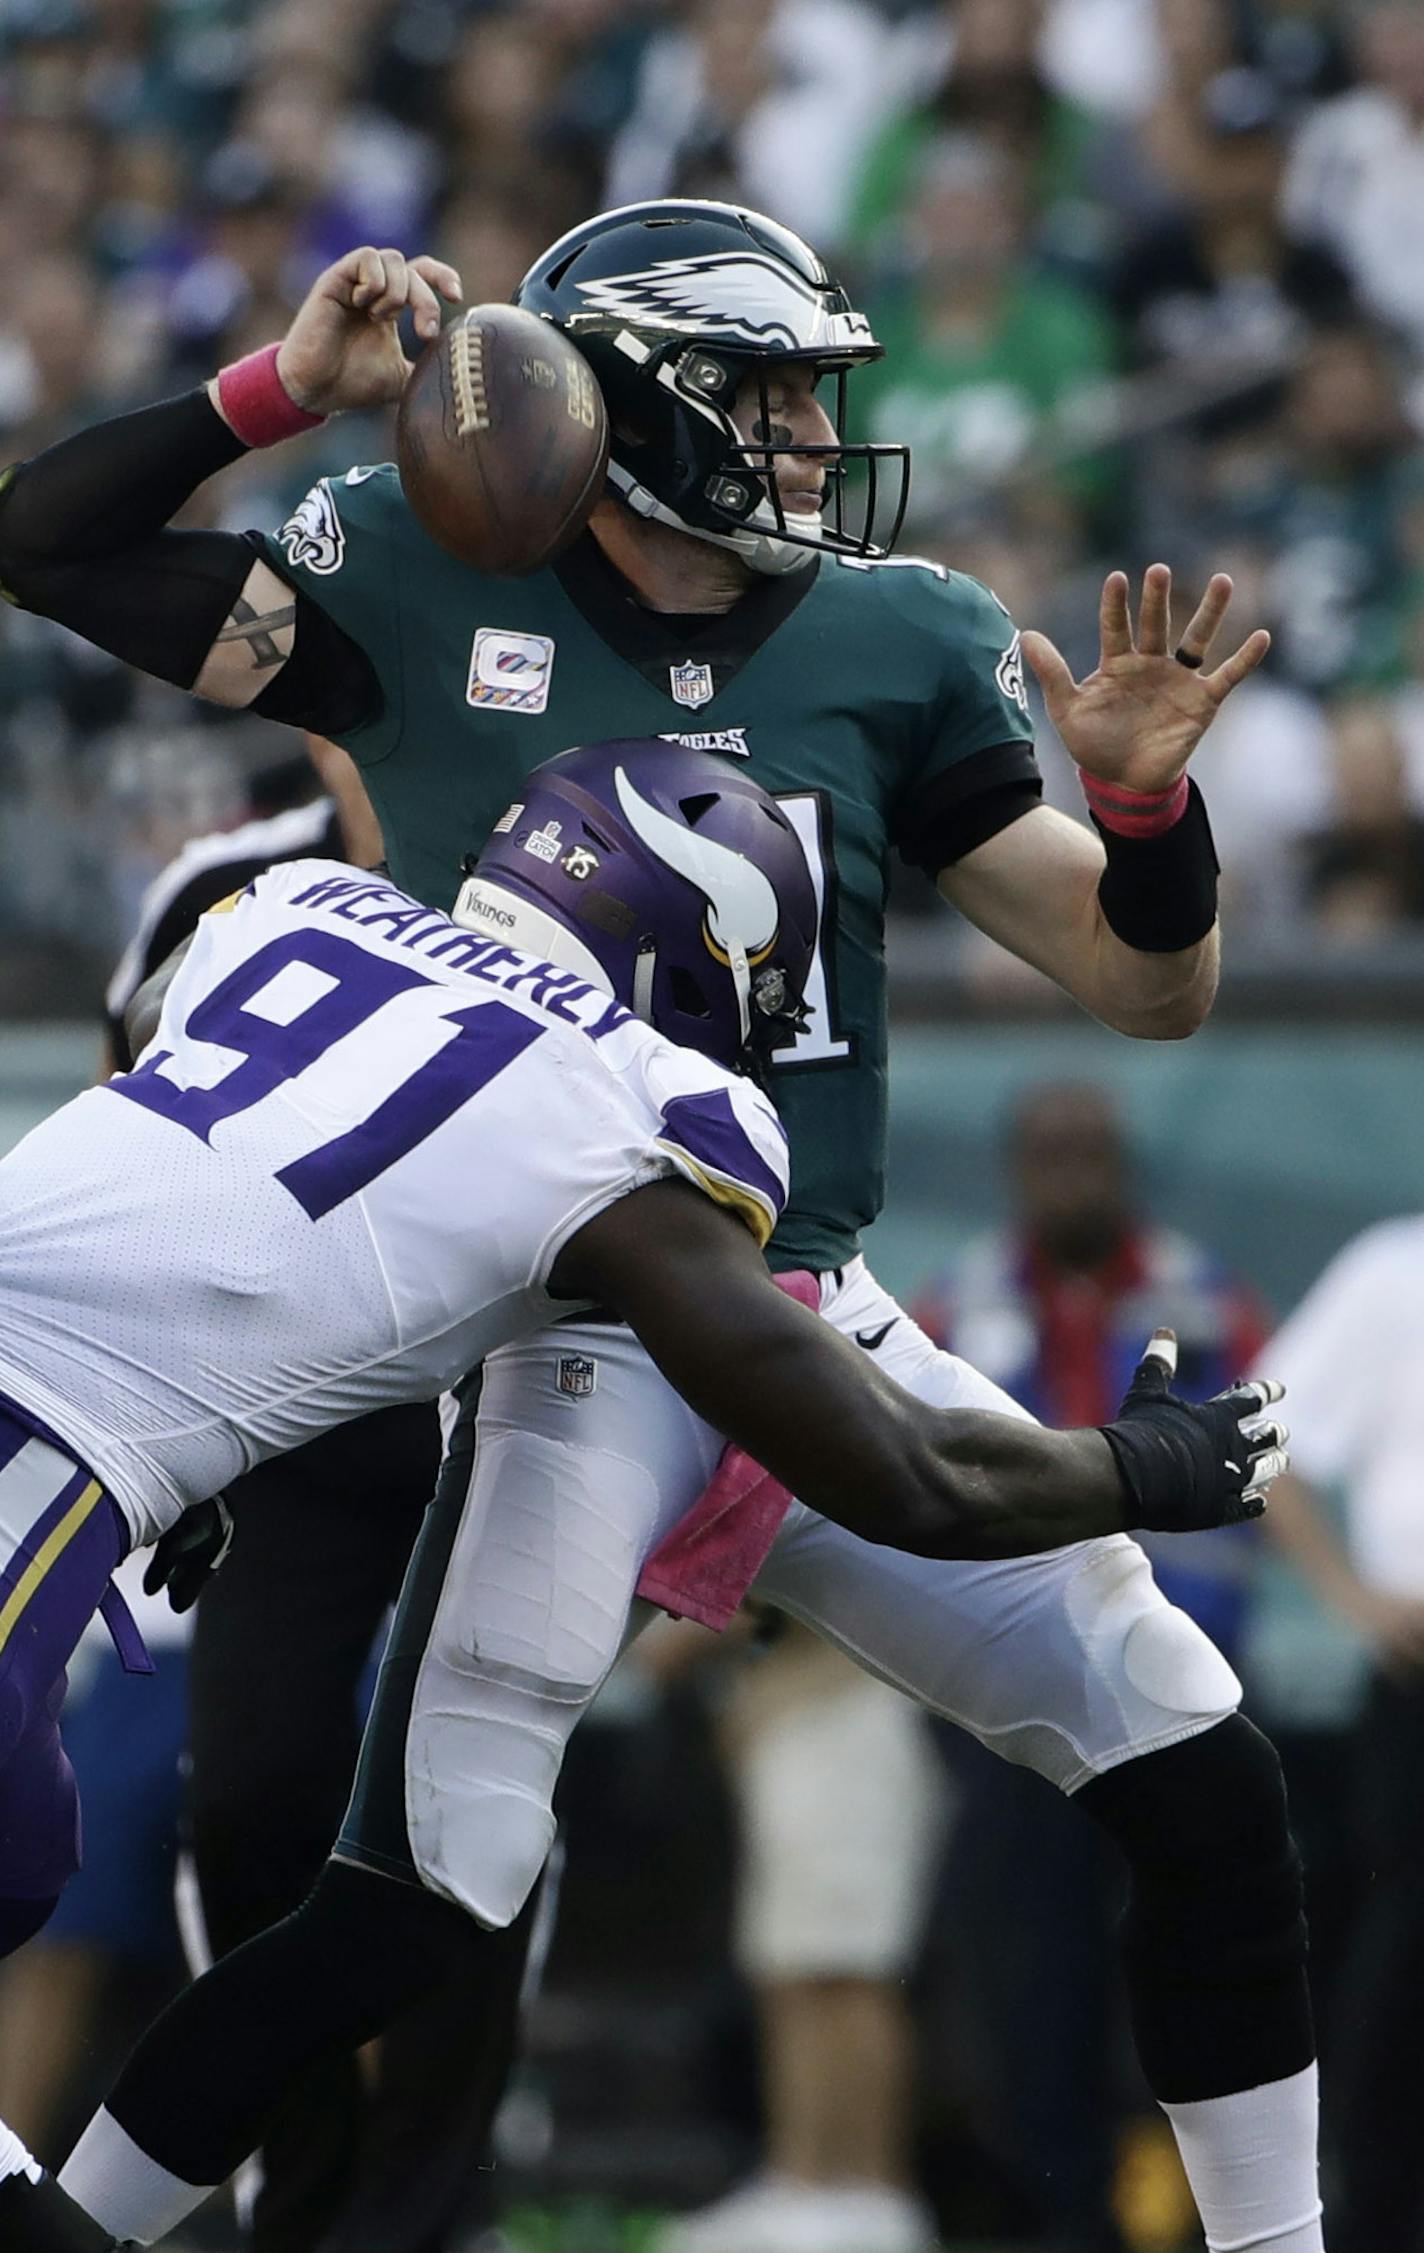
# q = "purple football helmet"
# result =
<box><xmin>454</xmin><ymin>739</ymin><xmax>818</xmax><ymax>1074</ymax></box>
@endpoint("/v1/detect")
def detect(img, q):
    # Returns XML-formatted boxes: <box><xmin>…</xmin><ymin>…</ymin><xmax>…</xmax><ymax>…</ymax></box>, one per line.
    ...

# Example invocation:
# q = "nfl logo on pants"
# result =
<box><xmin>557</xmin><ymin>1355</ymin><xmax>598</xmax><ymax>1399</ymax></box>
<box><xmin>670</xmin><ymin>661</ymin><xmax>714</xmax><ymax>709</ymax></box>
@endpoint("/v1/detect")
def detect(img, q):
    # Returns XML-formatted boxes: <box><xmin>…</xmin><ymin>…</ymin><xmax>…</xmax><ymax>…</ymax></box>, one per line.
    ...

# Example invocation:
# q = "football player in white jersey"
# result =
<box><xmin>0</xmin><ymin>738</ymin><xmax>1285</xmax><ymax>2250</ymax></box>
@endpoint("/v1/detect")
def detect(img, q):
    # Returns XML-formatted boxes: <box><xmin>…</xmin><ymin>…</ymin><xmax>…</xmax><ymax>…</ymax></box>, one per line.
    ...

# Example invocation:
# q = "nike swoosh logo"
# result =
<box><xmin>854</xmin><ymin>1320</ymin><xmax>898</xmax><ymax>1352</ymax></box>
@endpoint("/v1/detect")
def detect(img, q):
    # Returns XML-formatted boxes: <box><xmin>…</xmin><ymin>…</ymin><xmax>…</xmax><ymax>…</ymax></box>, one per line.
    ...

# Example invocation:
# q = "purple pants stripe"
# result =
<box><xmin>0</xmin><ymin>1408</ymin><xmax>129</xmax><ymax>1917</ymax></box>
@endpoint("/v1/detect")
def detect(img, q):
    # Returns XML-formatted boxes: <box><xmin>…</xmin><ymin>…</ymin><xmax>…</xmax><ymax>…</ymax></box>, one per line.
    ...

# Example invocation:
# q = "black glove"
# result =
<box><xmin>1101</xmin><ymin>1329</ymin><xmax>1288</xmax><ymax>1534</ymax></box>
<box><xmin>142</xmin><ymin>1493</ymin><xmax>235</xmax><ymax>1614</ymax></box>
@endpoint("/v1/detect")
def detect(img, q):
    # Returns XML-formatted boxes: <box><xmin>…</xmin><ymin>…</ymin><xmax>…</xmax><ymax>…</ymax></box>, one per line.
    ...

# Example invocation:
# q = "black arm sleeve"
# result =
<box><xmin>0</xmin><ymin>389</ymin><xmax>381</xmax><ymax>733</ymax></box>
<box><xmin>0</xmin><ymin>389</ymin><xmax>248</xmax><ymax>560</ymax></box>
<box><xmin>892</xmin><ymin>740</ymin><xmax>1043</xmax><ymax>876</ymax></box>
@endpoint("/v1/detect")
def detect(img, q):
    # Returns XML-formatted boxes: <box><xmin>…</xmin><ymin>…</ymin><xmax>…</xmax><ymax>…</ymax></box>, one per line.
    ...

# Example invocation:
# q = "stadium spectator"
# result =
<box><xmin>159</xmin><ymin>144</ymin><xmax>320</xmax><ymax>393</ymax></box>
<box><xmin>855</xmin><ymin>130</ymin><xmax>1119</xmax><ymax>527</ymax></box>
<box><xmin>1039</xmin><ymin>0</ymin><xmax>1165</xmax><ymax>124</ymax></box>
<box><xmin>635</xmin><ymin>1616</ymin><xmax>945</xmax><ymax>2253</ymax></box>
<box><xmin>1110</xmin><ymin>68</ymin><xmax>1354</xmax><ymax>420</ymax></box>
<box><xmin>1148</xmin><ymin>560</ymin><xmax>1335</xmax><ymax>946</ymax></box>
<box><xmin>1129</xmin><ymin>323</ymin><xmax>1423</xmax><ymax>697</ymax></box>
<box><xmin>1257</xmin><ymin>326</ymin><xmax>1422</xmax><ymax>694</ymax></box>
<box><xmin>1302</xmin><ymin>693</ymin><xmax>1424</xmax><ymax>939</ymax></box>
<box><xmin>444</xmin><ymin>9</ymin><xmax>586</xmax><ymax>216</ymax></box>
<box><xmin>912</xmin><ymin>1080</ymin><xmax>1265</xmax><ymax>2248</ymax></box>
<box><xmin>0</xmin><ymin>252</ymin><xmax>110</xmax><ymax>457</ymax></box>
<box><xmin>1083</xmin><ymin>0</ymin><xmax>1243</xmax><ymax>236</ymax></box>
<box><xmin>1241</xmin><ymin>0</ymin><xmax>1352</xmax><ymax>108</ymax></box>
<box><xmin>1284</xmin><ymin>0</ymin><xmax>1424</xmax><ymax>361</ymax></box>
<box><xmin>606</xmin><ymin>0</ymin><xmax>895</xmax><ymax>248</ymax></box>
<box><xmin>1251</xmin><ymin>1219</ymin><xmax>1424</xmax><ymax>2250</ymax></box>
<box><xmin>0</xmin><ymin>113</ymin><xmax>104</xmax><ymax>262</ymax></box>
<box><xmin>433</xmin><ymin>183</ymin><xmax>577</xmax><ymax>318</ymax></box>
<box><xmin>846</xmin><ymin>0</ymin><xmax>1103</xmax><ymax>262</ymax></box>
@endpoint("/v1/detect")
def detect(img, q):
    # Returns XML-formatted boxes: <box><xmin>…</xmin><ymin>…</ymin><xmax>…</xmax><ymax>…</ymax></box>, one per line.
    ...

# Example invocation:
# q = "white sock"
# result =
<box><xmin>0</xmin><ymin>2117</ymin><xmax>41</xmax><ymax>2187</ymax></box>
<box><xmin>59</xmin><ymin>2107</ymin><xmax>211</xmax><ymax>2247</ymax></box>
<box><xmin>1161</xmin><ymin>2062</ymin><xmax>1325</xmax><ymax>2252</ymax></box>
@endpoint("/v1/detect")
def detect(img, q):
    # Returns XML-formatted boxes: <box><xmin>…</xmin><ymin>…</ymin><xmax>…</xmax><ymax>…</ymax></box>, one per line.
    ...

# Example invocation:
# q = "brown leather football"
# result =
<box><xmin>395</xmin><ymin>303</ymin><xmax>609</xmax><ymax>575</ymax></box>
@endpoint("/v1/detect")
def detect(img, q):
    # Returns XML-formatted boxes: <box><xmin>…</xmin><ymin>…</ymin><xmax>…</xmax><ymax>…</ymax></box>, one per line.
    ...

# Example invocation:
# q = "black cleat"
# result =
<box><xmin>0</xmin><ymin>2168</ymin><xmax>120</xmax><ymax>2249</ymax></box>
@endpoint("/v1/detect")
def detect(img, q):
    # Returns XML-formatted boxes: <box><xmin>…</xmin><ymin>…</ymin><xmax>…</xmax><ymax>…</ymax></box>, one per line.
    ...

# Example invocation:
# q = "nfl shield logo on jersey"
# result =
<box><xmin>557</xmin><ymin>1354</ymin><xmax>598</xmax><ymax>1399</ymax></box>
<box><xmin>670</xmin><ymin>661</ymin><xmax>714</xmax><ymax>710</ymax></box>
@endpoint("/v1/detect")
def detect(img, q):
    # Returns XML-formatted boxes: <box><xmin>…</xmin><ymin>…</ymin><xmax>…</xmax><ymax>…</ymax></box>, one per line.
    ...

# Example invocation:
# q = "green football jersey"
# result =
<box><xmin>257</xmin><ymin>467</ymin><xmax>1039</xmax><ymax>1272</ymax></box>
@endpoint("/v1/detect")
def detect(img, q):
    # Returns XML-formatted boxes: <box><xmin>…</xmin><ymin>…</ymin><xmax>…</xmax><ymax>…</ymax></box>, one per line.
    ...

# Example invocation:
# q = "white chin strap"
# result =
<box><xmin>450</xmin><ymin>879</ymin><xmax>614</xmax><ymax>994</ymax></box>
<box><xmin>609</xmin><ymin>462</ymin><xmax>818</xmax><ymax>578</ymax></box>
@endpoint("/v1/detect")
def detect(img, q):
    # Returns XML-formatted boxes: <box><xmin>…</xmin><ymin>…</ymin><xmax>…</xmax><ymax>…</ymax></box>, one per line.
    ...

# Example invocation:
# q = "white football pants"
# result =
<box><xmin>339</xmin><ymin>1258</ymin><xmax>1242</xmax><ymax>1928</ymax></box>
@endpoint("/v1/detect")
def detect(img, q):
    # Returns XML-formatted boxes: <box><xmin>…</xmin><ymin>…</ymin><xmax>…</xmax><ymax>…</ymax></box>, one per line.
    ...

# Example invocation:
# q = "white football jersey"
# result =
<box><xmin>0</xmin><ymin>862</ymin><xmax>789</xmax><ymax>1546</ymax></box>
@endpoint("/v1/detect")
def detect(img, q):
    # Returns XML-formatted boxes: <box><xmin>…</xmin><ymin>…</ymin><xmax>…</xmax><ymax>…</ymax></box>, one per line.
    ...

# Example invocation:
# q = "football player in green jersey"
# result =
<box><xmin>0</xmin><ymin>206</ymin><xmax>1323</xmax><ymax>2253</ymax></box>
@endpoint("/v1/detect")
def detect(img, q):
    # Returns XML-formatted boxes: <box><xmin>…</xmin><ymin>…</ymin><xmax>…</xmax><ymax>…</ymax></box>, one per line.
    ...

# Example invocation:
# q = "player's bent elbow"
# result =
<box><xmin>1101</xmin><ymin>971</ymin><xmax>1216</xmax><ymax>1042</ymax></box>
<box><xmin>1114</xmin><ymin>1000</ymin><xmax>1209</xmax><ymax>1042</ymax></box>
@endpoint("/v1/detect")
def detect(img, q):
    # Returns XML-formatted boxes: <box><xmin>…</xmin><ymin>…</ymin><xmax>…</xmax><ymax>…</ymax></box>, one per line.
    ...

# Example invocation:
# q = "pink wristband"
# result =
<box><xmin>216</xmin><ymin>344</ymin><xmax>325</xmax><ymax>449</ymax></box>
<box><xmin>1078</xmin><ymin>769</ymin><xmax>1189</xmax><ymax>840</ymax></box>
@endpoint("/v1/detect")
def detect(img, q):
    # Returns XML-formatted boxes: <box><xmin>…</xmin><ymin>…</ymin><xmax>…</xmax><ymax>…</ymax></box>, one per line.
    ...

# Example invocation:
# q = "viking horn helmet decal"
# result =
<box><xmin>613</xmin><ymin>766</ymin><xmax>780</xmax><ymax>964</ymax></box>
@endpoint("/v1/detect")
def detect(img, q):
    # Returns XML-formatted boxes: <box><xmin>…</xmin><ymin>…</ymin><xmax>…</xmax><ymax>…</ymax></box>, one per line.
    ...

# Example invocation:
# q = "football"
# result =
<box><xmin>396</xmin><ymin>303</ymin><xmax>609</xmax><ymax>575</ymax></box>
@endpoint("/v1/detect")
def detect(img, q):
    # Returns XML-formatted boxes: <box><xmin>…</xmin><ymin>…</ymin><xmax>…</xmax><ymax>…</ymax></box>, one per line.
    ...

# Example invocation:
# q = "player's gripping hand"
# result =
<box><xmin>274</xmin><ymin>248</ymin><xmax>465</xmax><ymax>417</ymax></box>
<box><xmin>143</xmin><ymin>1494</ymin><xmax>235</xmax><ymax>1615</ymax></box>
<box><xmin>1100</xmin><ymin>1328</ymin><xmax>1288</xmax><ymax>1533</ymax></box>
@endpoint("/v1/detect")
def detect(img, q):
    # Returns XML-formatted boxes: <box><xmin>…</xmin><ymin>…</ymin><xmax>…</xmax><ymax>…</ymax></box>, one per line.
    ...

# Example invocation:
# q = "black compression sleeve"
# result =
<box><xmin>0</xmin><ymin>388</ymin><xmax>246</xmax><ymax>563</ymax></box>
<box><xmin>3</xmin><ymin>525</ymin><xmax>265</xmax><ymax>689</ymax></box>
<box><xmin>103</xmin><ymin>1859</ymin><xmax>540</xmax><ymax>2190</ymax></box>
<box><xmin>0</xmin><ymin>390</ymin><xmax>265</xmax><ymax>687</ymax></box>
<box><xmin>0</xmin><ymin>390</ymin><xmax>381</xmax><ymax>727</ymax></box>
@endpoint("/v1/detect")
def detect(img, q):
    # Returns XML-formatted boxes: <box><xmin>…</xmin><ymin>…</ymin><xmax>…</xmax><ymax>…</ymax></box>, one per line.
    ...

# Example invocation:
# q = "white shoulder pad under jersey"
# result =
<box><xmin>0</xmin><ymin>861</ymin><xmax>789</xmax><ymax>1544</ymax></box>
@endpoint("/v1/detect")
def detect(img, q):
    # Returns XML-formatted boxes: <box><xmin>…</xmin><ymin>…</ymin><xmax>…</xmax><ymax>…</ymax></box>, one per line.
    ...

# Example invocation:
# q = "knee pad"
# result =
<box><xmin>402</xmin><ymin>1426</ymin><xmax>642</xmax><ymax>1928</ymax></box>
<box><xmin>404</xmin><ymin>1700</ymin><xmax>559</xmax><ymax>1930</ymax></box>
<box><xmin>1079</xmin><ymin>1714</ymin><xmax>1313</xmax><ymax>2098</ymax></box>
<box><xmin>1083</xmin><ymin>1714</ymin><xmax>1307</xmax><ymax>1984</ymax></box>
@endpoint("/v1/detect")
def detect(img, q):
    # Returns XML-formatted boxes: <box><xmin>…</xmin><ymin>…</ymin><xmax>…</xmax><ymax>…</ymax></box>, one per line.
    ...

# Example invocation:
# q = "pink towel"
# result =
<box><xmin>635</xmin><ymin>1269</ymin><xmax>821</xmax><ymax>1631</ymax></box>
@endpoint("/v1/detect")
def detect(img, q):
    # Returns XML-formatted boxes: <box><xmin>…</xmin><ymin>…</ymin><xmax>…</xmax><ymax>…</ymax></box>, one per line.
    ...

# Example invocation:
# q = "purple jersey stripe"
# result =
<box><xmin>657</xmin><ymin>1089</ymin><xmax>786</xmax><ymax>1222</ymax></box>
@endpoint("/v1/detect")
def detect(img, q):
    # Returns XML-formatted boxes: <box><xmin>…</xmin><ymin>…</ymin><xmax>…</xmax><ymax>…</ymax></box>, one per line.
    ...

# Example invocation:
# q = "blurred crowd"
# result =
<box><xmin>4</xmin><ymin>0</ymin><xmax>1424</xmax><ymax>1001</ymax></box>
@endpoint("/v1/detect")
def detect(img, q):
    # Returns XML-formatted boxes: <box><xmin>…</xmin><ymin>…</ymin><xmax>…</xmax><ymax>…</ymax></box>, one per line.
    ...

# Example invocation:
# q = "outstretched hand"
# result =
<box><xmin>274</xmin><ymin>246</ymin><xmax>465</xmax><ymax>418</ymax></box>
<box><xmin>1103</xmin><ymin>1327</ymin><xmax>1289</xmax><ymax>1532</ymax></box>
<box><xmin>1021</xmin><ymin>565</ymin><xmax>1270</xmax><ymax>796</ymax></box>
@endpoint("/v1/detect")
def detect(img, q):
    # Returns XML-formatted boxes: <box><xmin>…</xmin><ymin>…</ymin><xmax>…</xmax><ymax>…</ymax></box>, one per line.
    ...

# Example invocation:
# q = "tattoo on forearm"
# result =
<box><xmin>214</xmin><ymin>594</ymin><xmax>296</xmax><ymax>671</ymax></box>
